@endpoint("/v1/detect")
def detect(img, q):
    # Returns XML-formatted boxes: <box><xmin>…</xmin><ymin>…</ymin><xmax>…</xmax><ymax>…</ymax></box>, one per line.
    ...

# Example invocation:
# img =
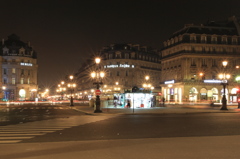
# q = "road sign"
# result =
<box><xmin>95</xmin><ymin>89</ymin><xmax>101</xmax><ymax>95</ymax></box>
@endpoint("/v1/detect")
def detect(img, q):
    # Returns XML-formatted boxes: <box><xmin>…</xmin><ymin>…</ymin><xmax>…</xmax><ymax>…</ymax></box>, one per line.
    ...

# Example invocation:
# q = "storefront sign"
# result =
<box><xmin>20</xmin><ymin>63</ymin><xmax>33</xmax><ymax>66</ymax></box>
<box><xmin>104</xmin><ymin>64</ymin><xmax>134</xmax><ymax>68</ymax></box>
<box><xmin>164</xmin><ymin>80</ymin><xmax>175</xmax><ymax>84</ymax></box>
<box><xmin>204</xmin><ymin>80</ymin><xmax>222</xmax><ymax>83</ymax></box>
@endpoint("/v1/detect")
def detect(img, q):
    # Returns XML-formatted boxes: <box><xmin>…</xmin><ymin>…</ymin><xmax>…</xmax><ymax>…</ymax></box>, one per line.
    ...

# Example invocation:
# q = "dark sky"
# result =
<box><xmin>0</xmin><ymin>0</ymin><xmax>240</xmax><ymax>89</ymax></box>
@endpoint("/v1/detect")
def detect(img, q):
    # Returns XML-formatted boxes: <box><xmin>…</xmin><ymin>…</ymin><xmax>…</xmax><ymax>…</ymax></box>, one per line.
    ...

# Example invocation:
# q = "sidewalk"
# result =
<box><xmin>72</xmin><ymin>104</ymin><xmax>240</xmax><ymax>115</ymax></box>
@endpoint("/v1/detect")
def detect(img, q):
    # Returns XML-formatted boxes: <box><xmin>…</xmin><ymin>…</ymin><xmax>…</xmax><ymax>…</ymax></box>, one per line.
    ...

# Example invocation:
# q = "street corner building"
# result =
<box><xmin>160</xmin><ymin>16</ymin><xmax>240</xmax><ymax>104</ymax></box>
<box><xmin>0</xmin><ymin>34</ymin><xmax>38</xmax><ymax>101</ymax></box>
<box><xmin>75</xmin><ymin>43</ymin><xmax>161</xmax><ymax>108</ymax></box>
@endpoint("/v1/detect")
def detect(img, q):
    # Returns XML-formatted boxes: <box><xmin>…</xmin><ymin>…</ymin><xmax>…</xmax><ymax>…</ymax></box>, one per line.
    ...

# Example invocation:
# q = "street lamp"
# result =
<box><xmin>68</xmin><ymin>75</ymin><xmax>76</xmax><ymax>106</ymax></box>
<box><xmin>91</xmin><ymin>57</ymin><xmax>105</xmax><ymax>113</ymax></box>
<box><xmin>142</xmin><ymin>75</ymin><xmax>152</xmax><ymax>92</ymax></box>
<box><xmin>219</xmin><ymin>61</ymin><xmax>230</xmax><ymax>110</ymax></box>
<box><xmin>56</xmin><ymin>81</ymin><xmax>66</xmax><ymax>100</ymax></box>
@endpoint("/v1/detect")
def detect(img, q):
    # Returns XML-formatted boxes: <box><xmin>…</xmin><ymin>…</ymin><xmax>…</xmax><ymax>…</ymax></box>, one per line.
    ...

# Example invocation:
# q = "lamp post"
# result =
<box><xmin>91</xmin><ymin>57</ymin><xmax>105</xmax><ymax>113</ymax></box>
<box><xmin>142</xmin><ymin>76</ymin><xmax>152</xmax><ymax>92</ymax></box>
<box><xmin>68</xmin><ymin>75</ymin><xmax>76</xmax><ymax>106</ymax></box>
<box><xmin>56</xmin><ymin>81</ymin><xmax>66</xmax><ymax>100</ymax></box>
<box><xmin>219</xmin><ymin>61</ymin><xmax>230</xmax><ymax>110</ymax></box>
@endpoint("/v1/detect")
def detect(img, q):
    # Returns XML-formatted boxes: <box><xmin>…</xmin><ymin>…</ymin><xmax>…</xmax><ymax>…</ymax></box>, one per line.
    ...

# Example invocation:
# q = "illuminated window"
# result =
<box><xmin>12</xmin><ymin>78</ymin><xmax>15</xmax><ymax>84</ymax></box>
<box><xmin>21</xmin><ymin>78</ymin><xmax>24</xmax><ymax>84</ymax></box>
<box><xmin>12</xmin><ymin>68</ymin><xmax>16</xmax><ymax>74</ymax></box>
<box><xmin>28</xmin><ymin>78</ymin><xmax>30</xmax><ymax>84</ymax></box>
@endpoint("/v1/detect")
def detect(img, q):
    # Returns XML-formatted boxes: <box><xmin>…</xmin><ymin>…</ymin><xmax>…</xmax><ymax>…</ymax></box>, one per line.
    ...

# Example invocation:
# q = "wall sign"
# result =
<box><xmin>20</xmin><ymin>63</ymin><xmax>33</xmax><ymax>66</ymax></box>
<box><xmin>104</xmin><ymin>64</ymin><xmax>134</xmax><ymax>68</ymax></box>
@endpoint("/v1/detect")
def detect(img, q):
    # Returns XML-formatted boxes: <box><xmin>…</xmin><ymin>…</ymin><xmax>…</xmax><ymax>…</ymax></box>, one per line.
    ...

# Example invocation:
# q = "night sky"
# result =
<box><xmin>1</xmin><ymin>0</ymin><xmax>240</xmax><ymax>89</ymax></box>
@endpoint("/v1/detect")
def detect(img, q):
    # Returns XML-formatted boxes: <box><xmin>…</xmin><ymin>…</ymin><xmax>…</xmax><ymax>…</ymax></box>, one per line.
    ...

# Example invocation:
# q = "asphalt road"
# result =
<box><xmin>21</xmin><ymin>112</ymin><xmax>240</xmax><ymax>143</ymax></box>
<box><xmin>1</xmin><ymin>106</ymin><xmax>240</xmax><ymax>159</ymax></box>
<box><xmin>0</xmin><ymin>104</ymin><xmax>85</xmax><ymax>126</ymax></box>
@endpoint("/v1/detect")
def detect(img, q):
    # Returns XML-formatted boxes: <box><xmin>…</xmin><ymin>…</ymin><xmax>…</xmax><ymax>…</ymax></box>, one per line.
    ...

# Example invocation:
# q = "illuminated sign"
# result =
<box><xmin>20</xmin><ymin>63</ymin><xmax>33</xmax><ymax>66</ymax></box>
<box><xmin>104</xmin><ymin>64</ymin><xmax>134</xmax><ymax>68</ymax></box>
<box><xmin>204</xmin><ymin>80</ymin><xmax>222</xmax><ymax>83</ymax></box>
<box><xmin>164</xmin><ymin>80</ymin><xmax>175</xmax><ymax>84</ymax></box>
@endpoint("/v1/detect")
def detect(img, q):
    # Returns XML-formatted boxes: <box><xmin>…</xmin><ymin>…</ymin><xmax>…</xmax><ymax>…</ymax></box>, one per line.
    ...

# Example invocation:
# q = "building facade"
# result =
<box><xmin>160</xmin><ymin>16</ymin><xmax>240</xmax><ymax>104</ymax></box>
<box><xmin>0</xmin><ymin>34</ymin><xmax>38</xmax><ymax>101</ymax></box>
<box><xmin>76</xmin><ymin>44</ymin><xmax>161</xmax><ymax>106</ymax></box>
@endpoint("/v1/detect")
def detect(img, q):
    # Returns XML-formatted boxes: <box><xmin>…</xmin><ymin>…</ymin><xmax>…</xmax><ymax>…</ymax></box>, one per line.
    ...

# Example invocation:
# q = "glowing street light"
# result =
<box><xmin>219</xmin><ymin>61</ymin><xmax>230</xmax><ymax>110</ymax></box>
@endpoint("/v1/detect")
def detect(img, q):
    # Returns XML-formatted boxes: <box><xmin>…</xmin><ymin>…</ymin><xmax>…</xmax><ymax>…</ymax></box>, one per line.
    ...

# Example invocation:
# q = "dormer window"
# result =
<box><xmin>190</xmin><ymin>35</ymin><xmax>196</xmax><ymax>43</ymax></box>
<box><xmin>232</xmin><ymin>37</ymin><xmax>238</xmax><ymax>45</ymax></box>
<box><xmin>222</xmin><ymin>36</ymin><xmax>227</xmax><ymax>44</ymax></box>
<box><xmin>3</xmin><ymin>47</ymin><xmax>9</xmax><ymax>55</ymax></box>
<box><xmin>211</xmin><ymin>36</ymin><xmax>217</xmax><ymax>44</ymax></box>
<box><xmin>115</xmin><ymin>51</ymin><xmax>121</xmax><ymax>58</ymax></box>
<box><xmin>201</xmin><ymin>35</ymin><xmax>207</xmax><ymax>43</ymax></box>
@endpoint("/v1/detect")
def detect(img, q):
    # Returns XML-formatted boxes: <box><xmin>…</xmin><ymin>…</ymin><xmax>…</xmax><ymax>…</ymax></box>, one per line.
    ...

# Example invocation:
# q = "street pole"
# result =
<box><xmin>220</xmin><ymin>83</ymin><xmax>228</xmax><ymax>110</ymax></box>
<box><xmin>70</xmin><ymin>89</ymin><xmax>74</xmax><ymax>106</ymax></box>
<box><xmin>94</xmin><ymin>83</ymin><xmax>102</xmax><ymax>113</ymax></box>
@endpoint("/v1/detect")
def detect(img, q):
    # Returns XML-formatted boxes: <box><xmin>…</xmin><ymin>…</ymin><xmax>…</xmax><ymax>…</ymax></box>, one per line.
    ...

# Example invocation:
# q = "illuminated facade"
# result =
<box><xmin>76</xmin><ymin>43</ymin><xmax>161</xmax><ymax>103</ymax></box>
<box><xmin>0</xmin><ymin>34</ymin><xmax>38</xmax><ymax>101</ymax></box>
<box><xmin>160</xmin><ymin>16</ymin><xmax>240</xmax><ymax>103</ymax></box>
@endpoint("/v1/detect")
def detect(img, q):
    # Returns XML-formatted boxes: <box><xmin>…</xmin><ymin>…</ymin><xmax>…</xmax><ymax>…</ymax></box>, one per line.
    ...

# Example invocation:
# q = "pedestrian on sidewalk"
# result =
<box><xmin>127</xmin><ymin>99</ymin><xmax>131</xmax><ymax>108</ymax></box>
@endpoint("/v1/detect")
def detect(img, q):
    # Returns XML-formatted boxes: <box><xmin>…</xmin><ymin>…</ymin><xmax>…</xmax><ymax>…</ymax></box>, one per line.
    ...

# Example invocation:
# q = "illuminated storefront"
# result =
<box><xmin>161</xmin><ymin>79</ymin><xmax>237</xmax><ymax>104</ymax></box>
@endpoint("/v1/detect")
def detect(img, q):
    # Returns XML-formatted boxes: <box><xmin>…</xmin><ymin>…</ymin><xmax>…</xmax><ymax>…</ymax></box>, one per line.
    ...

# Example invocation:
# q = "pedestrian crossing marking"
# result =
<box><xmin>0</xmin><ymin>115</ymin><xmax>115</xmax><ymax>144</ymax></box>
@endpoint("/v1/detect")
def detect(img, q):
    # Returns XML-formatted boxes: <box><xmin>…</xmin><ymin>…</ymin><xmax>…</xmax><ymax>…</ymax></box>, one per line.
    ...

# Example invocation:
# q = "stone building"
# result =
<box><xmin>0</xmin><ymin>34</ymin><xmax>38</xmax><ymax>101</ymax></box>
<box><xmin>76</xmin><ymin>43</ymin><xmax>161</xmax><ymax>99</ymax></box>
<box><xmin>160</xmin><ymin>16</ymin><xmax>240</xmax><ymax>103</ymax></box>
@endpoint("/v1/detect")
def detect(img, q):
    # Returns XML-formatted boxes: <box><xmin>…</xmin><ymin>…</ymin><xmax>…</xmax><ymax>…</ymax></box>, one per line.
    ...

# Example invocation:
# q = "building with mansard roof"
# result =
<box><xmin>160</xmin><ymin>16</ymin><xmax>240</xmax><ymax>104</ymax></box>
<box><xmin>75</xmin><ymin>43</ymin><xmax>161</xmax><ymax>106</ymax></box>
<box><xmin>0</xmin><ymin>34</ymin><xmax>38</xmax><ymax>101</ymax></box>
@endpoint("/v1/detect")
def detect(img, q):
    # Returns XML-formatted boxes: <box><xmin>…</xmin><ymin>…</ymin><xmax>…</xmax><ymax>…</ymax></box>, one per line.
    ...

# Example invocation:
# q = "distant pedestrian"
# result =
<box><xmin>162</xmin><ymin>97</ymin><xmax>165</xmax><ymax>106</ymax></box>
<box><xmin>127</xmin><ymin>100</ymin><xmax>131</xmax><ymax>108</ymax></box>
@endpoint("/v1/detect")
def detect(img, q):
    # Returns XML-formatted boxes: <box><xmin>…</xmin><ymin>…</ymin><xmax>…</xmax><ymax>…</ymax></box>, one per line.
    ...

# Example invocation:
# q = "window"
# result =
<box><xmin>12</xmin><ymin>78</ymin><xmax>15</xmax><ymax>84</ymax></box>
<box><xmin>126</xmin><ymin>71</ymin><xmax>128</xmax><ymax>76</ymax></box>
<box><xmin>222</xmin><ymin>37</ymin><xmax>227</xmax><ymax>44</ymax></box>
<box><xmin>201</xmin><ymin>36</ymin><xmax>206</xmax><ymax>43</ymax></box>
<box><xmin>21</xmin><ymin>69</ymin><xmax>24</xmax><ymax>75</ymax></box>
<box><xmin>117</xmin><ymin>71</ymin><xmax>120</xmax><ymax>76</ymax></box>
<box><xmin>232</xmin><ymin>38</ymin><xmax>238</xmax><ymax>44</ymax></box>
<box><xmin>202</xmin><ymin>59</ymin><xmax>206</xmax><ymax>66</ymax></box>
<box><xmin>12</xmin><ymin>68</ymin><xmax>16</xmax><ymax>74</ymax></box>
<box><xmin>20</xmin><ymin>78</ymin><xmax>24</xmax><ymax>84</ymax></box>
<box><xmin>191</xmin><ymin>58</ymin><xmax>196</xmax><ymax>66</ymax></box>
<box><xmin>3</xmin><ymin>78</ymin><xmax>7</xmax><ymax>84</ymax></box>
<box><xmin>28</xmin><ymin>78</ymin><xmax>30</xmax><ymax>84</ymax></box>
<box><xmin>125</xmin><ymin>53</ymin><xmax>129</xmax><ymax>59</ymax></box>
<box><xmin>3</xmin><ymin>68</ymin><xmax>7</xmax><ymax>75</ymax></box>
<box><xmin>190</xmin><ymin>35</ymin><xmax>196</xmax><ymax>42</ymax></box>
<box><xmin>211</xmin><ymin>36</ymin><xmax>217</xmax><ymax>44</ymax></box>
